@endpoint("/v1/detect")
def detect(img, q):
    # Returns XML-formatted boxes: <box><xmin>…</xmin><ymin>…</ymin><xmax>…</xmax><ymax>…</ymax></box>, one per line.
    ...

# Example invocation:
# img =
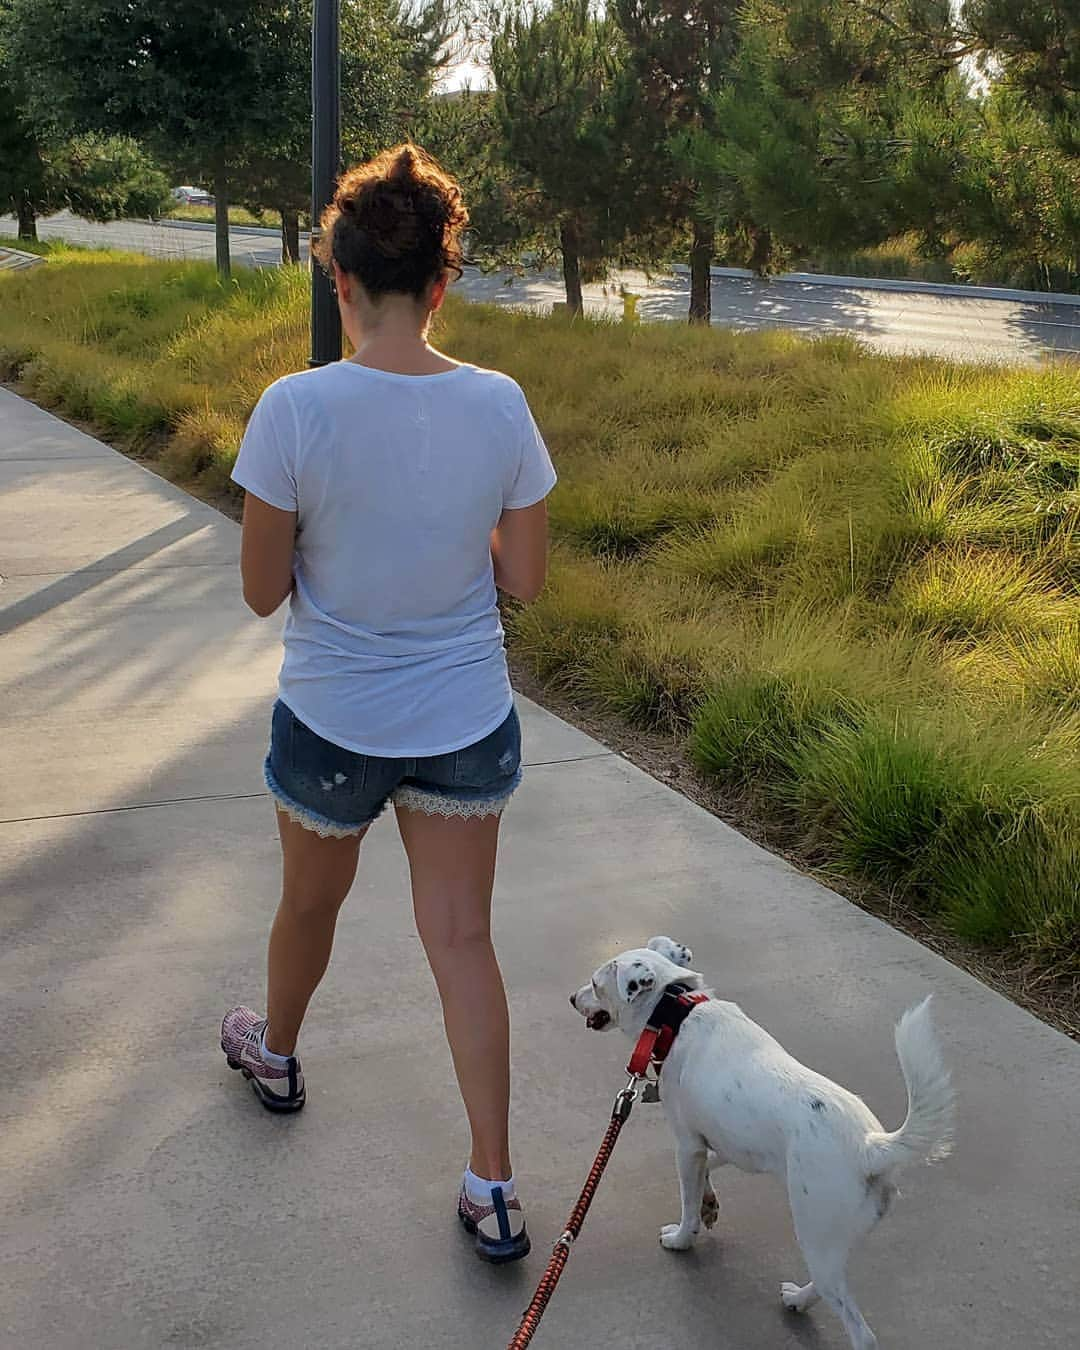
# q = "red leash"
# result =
<box><xmin>505</xmin><ymin>1077</ymin><xmax>638</xmax><ymax>1349</ymax></box>
<box><xmin>506</xmin><ymin>988</ymin><xmax>711</xmax><ymax>1347</ymax></box>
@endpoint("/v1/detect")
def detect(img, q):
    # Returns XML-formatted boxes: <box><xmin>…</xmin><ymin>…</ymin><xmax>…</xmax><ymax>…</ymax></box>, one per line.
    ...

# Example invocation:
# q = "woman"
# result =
<box><xmin>220</xmin><ymin>144</ymin><xmax>555</xmax><ymax>1265</ymax></box>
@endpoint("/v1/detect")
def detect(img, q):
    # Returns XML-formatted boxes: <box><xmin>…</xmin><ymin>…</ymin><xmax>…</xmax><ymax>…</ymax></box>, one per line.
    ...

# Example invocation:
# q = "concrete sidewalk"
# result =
<box><xmin>2</xmin><ymin>386</ymin><xmax>1077</xmax><ymax>1350</ymax></box>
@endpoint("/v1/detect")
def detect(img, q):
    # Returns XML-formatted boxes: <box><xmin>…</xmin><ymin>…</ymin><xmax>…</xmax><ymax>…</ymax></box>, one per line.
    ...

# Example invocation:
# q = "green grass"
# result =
<box><xmin>801</xmin><ymin>233</ymin><xmax>1080</xmax><ymax>295</ymax></box>
<box><xmin>163</xmin><ymin>204</ymin><xmax>277</xmax><ymax>229</ymax></box>
<box><xmin>2</xmin><ymin>248</ymin><xmax>1077</xmax><ymax>980</ymax></box>
<box><xmin>808</xmin><ymin>235</ymin><xmax>958</xmax><ymax>285</ymax></box>
<box><xmin>0</xmin><ymin>248</ymin><xmax>308</xmax><ymax>490</ymax></box>
<box><xmin>0</xmin><ymin>234</ymin><xmax>68</xmax><ymax>257</ymax></box>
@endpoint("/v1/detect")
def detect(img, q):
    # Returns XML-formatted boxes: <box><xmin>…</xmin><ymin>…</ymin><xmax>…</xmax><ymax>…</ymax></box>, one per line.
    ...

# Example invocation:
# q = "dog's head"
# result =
<box><xmin>570</xmin><ymin>937</ymin><xmax>703</xmax><ymax>1033</ymax></box>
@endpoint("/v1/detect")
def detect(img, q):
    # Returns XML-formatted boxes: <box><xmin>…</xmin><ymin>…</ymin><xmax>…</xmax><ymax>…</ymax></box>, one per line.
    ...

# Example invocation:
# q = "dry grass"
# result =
<box><xmin>2</xmin><ymin>248</ymin><xmax>1077</xmax><ymax>985</ymax></box>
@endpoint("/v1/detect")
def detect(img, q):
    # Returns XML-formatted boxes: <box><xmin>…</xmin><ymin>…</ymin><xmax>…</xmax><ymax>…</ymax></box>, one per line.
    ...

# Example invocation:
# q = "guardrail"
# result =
<box><xmin>0</xmin><ymin>246</ymin><xmax>45</xmax><ymax>272</ymax></box>
<box><xmin>668</xmin><ymin>261</ymin><xmax>1080</xmax><ymax>307</ymax></box>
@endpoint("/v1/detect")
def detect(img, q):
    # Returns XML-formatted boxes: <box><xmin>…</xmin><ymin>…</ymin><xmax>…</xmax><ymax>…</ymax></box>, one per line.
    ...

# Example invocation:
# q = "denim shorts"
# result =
<box><xmin>264</xmin><ymin>701</ymin><xmax>523</xmax><ymax>838</ymax></box>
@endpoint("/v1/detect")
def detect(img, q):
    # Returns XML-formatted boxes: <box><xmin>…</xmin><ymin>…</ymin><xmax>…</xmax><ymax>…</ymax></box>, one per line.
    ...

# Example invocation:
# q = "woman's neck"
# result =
<box><xmin>348</xmin><ymin>332</ymin><xmax>458</xmax><ymax>376</ymax></box>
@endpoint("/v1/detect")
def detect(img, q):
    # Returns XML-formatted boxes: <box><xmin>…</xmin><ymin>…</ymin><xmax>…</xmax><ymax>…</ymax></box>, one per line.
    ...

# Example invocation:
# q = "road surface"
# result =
<box><xmin>4</xmin><ymin>209</ymin><xmax>1080</xmax><ymax>364</ymax></box>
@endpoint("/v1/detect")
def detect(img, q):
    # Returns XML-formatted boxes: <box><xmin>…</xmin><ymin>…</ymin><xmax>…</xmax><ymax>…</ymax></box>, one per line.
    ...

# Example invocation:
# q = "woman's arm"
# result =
<box><xmin>491</xmin><ymin>500</ymin><xmax>548</xmax><ymax>603</ymax></box>
<box><xmin>240</xmin><ymin>492</ymin><xmax>297</xmax><ymax>617</ymax></box>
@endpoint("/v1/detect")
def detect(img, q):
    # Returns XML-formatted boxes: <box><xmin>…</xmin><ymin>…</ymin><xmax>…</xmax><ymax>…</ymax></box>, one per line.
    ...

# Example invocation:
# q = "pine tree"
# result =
<box><xmin>962</xmin><ymin>0</ymin><xmax>1080</xmax><ymax>282</ymax></box>
<box><xmin>410</xmin><ymin>88</ymin><xmax>537</xmax><ymax>267</ymax></box>
<box><xmin>688</xmin><ymin>0</ymin><xmax>964</xmax><ymax>268</ymax></box>
<box><xmin>612</xmin><ymin>0</ymin><xmax>741</xmax><ymax>322</ymax></box>
<box><xmin>490</xmin><ymin>0</ymin><xmax>630</xmax><ymax>313</ymax></box>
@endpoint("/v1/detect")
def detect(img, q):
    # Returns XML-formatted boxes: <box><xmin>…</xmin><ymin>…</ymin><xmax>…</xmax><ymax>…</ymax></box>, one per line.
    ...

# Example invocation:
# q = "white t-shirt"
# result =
<box><xmin>231</xmin><ymin>360</ymin><xmax>556</xmax><ymax>757</ymax></box>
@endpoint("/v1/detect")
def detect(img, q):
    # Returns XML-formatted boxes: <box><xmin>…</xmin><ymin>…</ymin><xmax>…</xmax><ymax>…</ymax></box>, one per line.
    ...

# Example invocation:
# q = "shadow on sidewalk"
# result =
<box><xmin>1</xmin><ymin>515</ymin><xmax>213</xmax><ymax>635</ymax></box>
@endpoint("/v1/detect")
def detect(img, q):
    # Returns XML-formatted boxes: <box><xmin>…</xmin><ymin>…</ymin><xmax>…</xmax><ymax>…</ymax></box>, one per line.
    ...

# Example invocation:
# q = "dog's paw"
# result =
<box><xmin>700</xmin><ymin>1189</ymin><xmax>720</xmax><ymax>1229</ymax></box>
<box><xmin>781</xmin><ymin>1282</ymin><xmax>814</xmax><ymax>1313</ymax></box>
<box><xmin>660</xmin><ymin>1224</ymin><xmax>697</xmax><ymax>1251</ymax></box>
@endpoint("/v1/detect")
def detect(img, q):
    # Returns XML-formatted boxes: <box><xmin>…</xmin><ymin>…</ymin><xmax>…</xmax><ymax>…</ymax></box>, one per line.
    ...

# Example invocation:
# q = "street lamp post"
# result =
<box><xmin>310</xmin><ymin>0</ymin><xmax>341</xmax><ymax>367</ymax></box>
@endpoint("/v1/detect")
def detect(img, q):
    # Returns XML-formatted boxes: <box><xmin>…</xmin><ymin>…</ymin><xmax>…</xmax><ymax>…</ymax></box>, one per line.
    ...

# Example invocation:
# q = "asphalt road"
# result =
<box><xmin>5</xmin><ymin>209</ymin><xmax>1080</xmax><ymax>365</ymax></box>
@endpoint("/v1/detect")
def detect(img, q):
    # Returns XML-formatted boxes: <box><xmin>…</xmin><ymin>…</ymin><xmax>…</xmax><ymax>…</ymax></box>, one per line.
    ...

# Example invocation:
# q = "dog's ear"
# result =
<box><xmin>615</xmin><ymin>956</ymin><xmax>657</xmax><ymax>1005</ymax></box>
<box><xmin>647</xmin><ymin>936</ymin><xmax>693</xmax><ymax>969</ymax></box>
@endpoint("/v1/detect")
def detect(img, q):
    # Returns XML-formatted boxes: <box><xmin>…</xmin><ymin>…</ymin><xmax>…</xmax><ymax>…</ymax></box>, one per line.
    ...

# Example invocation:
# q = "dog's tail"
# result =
<box><xmin>866</xmin><ymin>996</ymin><xmax>954</xmax><ymax>1172</ymax></box>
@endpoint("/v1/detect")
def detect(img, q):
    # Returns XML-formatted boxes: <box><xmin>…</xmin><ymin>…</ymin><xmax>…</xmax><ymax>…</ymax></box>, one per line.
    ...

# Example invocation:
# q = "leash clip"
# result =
<box><xmin>612</xmin><ymin>1074</ymin><xmax>639</xmax><ymax>1122</ymax></box>
<box><xmin>553</xmin><ymin>1229</ymin><xmax>576</xmax><ymax>1252</ymax></box>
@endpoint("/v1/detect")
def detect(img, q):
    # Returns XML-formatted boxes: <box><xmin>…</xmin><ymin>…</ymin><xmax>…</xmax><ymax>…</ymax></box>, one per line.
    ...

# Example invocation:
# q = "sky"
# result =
<box><xmin>438</xmin><ymin>50</ymin><xmax>492</xmax><ymax>92</ymax></box>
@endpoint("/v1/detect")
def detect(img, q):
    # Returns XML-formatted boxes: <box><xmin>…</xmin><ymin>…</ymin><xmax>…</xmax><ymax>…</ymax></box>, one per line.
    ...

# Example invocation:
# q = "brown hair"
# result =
<box><xmin>314</xmin><ymin>143</ymin><xmax>469</xmax><ymax>300</ymax></box>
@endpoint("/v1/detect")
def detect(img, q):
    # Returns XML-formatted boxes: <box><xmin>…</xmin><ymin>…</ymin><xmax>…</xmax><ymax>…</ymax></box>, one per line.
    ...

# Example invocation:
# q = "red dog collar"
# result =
<box><xmin>627</xmin><ymin>983</ymin><xmax>711</xmax><ymax>1079</ymax></box>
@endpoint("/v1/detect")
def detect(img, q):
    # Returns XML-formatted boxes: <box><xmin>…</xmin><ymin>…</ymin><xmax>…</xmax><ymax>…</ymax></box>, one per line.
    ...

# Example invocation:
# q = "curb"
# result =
<box><xmin>667</xmin><ymin>262</ymin><xmax>1080</xmax><ymax>308</ymax></box>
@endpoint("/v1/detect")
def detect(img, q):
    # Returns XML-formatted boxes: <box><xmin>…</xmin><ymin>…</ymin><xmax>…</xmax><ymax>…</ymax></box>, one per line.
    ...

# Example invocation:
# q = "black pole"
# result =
<box><xmin>310</xmin><ymin>0</ymin><xmax>341</xmax><ymax>367</ymax></box>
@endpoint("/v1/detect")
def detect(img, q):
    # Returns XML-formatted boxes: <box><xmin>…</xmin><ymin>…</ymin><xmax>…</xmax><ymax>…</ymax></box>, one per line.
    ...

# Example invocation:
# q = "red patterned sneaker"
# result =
<box><xmin>220</xmin><ymin>1006</ymin><xmax>305</xmax><ymax>1113</ymax></box>
<box><xmin>457</xmin><ymin>1179</ymin><xmax>530</xmax><ymax>1264</ymax></box>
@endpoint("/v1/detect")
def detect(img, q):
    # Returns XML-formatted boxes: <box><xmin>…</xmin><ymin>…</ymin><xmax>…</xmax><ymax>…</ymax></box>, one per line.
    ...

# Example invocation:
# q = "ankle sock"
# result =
<box><xmin>259</xmin><ymin>1026</ymin><xmax>293</xmax><ymax>1069</ymax></box>
<box><xmin>464</xmin><ymin>1166</ymin><xmax>515</xmax><ymax>1205</ymax></box>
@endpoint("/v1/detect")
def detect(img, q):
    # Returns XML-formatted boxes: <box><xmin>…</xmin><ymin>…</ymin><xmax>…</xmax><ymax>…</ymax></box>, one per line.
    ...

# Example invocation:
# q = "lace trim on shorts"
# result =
<box><xmin>393</xmin><ymin>784</ymin><xmax>514</xmax><ymax>819</ymax></box>
<box><xmin>273</xmin><ymin>799</ymin><xmax>370</xmax><ymax>838</ymax></box>
<box><xmin>264</xmin><ymin>760</ymin><xmax>377</xmax><ymax>837</ymax></box>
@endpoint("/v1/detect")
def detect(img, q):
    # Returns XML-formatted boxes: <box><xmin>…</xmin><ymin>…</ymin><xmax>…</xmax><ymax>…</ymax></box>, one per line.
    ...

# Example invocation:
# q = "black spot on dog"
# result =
<box><xmin>802</xmin><ymin>1185</ymin><xmax>809</xmax><ymax>1196</ymax></box>
<box><xmin>626</xmin><ymin>979</ymin><xmax>639</xmax><ymax>995</ymax></box>
<box><xmin>865</xmin><ymin>1172</ymin><xmax>894</xmax><ymax>1219</ymax></box>
<box><xmin>810</xmin><ymin>1098</ymin><xmax>825</xmax><ymax>1113</ymax></box>
<box><xmin>734</xmin><ymin>1078</ymin><xmax>743</xmax><ymax>1091</ymax></box>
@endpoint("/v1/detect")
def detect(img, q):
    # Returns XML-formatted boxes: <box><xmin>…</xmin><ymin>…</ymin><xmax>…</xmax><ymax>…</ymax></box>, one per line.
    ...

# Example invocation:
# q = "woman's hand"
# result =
<box><xmin>240</xmin><ymin>492</ymin><xmax>297</xmax><ymax>617</ymax></box>
<box><xmin>491</xmin><ymin>500</ymin><xmax>548</xmax><ymax>603</ymax></box>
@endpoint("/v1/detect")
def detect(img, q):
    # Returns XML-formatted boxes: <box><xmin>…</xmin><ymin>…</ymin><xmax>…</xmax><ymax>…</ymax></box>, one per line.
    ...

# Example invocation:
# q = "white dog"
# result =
<box><xmin>570</xmin><ymin>937</ymin><xmax>955</xmax><ymax>1350</ymax></box>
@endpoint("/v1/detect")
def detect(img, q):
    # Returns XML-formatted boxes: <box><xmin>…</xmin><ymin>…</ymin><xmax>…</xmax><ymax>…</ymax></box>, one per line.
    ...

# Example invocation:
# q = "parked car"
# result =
<box><xmin>171</xmin><ymin>186</ymin><xmax>215</xmax><ymax>207</ymax></box>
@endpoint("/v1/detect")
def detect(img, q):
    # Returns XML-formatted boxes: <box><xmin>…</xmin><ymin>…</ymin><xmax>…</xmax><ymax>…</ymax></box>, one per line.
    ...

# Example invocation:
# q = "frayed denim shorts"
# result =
<box><xmin>264</xmin><ymin>700</ymin><xmax>523</xmax><ymax>838</ymax></box>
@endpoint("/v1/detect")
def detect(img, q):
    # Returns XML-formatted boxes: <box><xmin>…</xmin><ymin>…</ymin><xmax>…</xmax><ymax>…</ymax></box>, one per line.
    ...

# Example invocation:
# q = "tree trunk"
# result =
<box><xmin>689</xmin><ymin>216</ymin><xmax>712</xmax><ymax>326</ymax></box>
<box><xmin>16</xmin><ymin>194</ymin><xmax>37</xmax><ymax>241</ymax></box>
<box><xmin>749</xmin><ymin>226</ymin><xmax>774</xmax><ymax>277</ymax></box>
<box><xmin>213</xmin><ymin>171</ymin><xmax>231</xmax><ymax>279</ymax></box>
<box><xmin>560</xmin><ymin>220</ymin><xmax>583</xmax><ymax>316</ymax></box>
<box><xmin>280</xmin><ymin>209</ymin><xmax>301</xmax><ymax>265</ymax></box>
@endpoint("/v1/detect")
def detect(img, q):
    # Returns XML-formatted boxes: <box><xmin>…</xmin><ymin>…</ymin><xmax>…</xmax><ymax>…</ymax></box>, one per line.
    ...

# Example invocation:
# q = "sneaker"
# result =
<box><xmin>220</xmin><ymin>1006</ymin><xmax>305</xmax><ymax>1113</ymax></box>
<box><xmin>457</xmin><ymin>1180</ymin><xmax>531</xmax><ymax>1264</ymax></box>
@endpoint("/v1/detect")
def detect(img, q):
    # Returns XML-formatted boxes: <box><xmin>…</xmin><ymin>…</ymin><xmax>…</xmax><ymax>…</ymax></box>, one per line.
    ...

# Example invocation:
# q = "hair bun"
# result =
<box><xmin>314</xmin><ymin>142</ymin><xmax>469</xmax><ymax>300</ymax></box>
<box><xmin>365</xmin><ymin>183</ymin><xmax>421</xmax><ymax>260</ymax></box>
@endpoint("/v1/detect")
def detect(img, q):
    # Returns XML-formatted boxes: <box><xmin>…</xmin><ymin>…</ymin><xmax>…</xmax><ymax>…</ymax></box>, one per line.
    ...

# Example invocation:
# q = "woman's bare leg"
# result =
<box><xmin>264</xmin><ymin>810</ymin><xmax>365</xmax><ymax>1056</ymax></box>
<box><xmin>395</xmin><ymin>806</ymin><xmax>511</xmax><ymax>1181</ymax></box>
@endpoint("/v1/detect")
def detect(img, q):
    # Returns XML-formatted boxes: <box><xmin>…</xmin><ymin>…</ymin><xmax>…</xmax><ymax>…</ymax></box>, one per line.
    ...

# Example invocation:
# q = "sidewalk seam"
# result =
<box><xmin>0</xmin><ymin>755</ymin><xmax>614</xmax><ymax>825</ymax></box>
<box><xmin>0</xmin><ymin>791</ymin><xmax>268</xmax><ymax>825</ymax></box>
<box><xmin>527</xmin><ymin>752</ymin><xmax>613</xmax><ymax>767</ymax></box>
<box><xmin>1</xmin><ymin>454</ymin><xmax>111</xmax><ymax>463</ymax></box>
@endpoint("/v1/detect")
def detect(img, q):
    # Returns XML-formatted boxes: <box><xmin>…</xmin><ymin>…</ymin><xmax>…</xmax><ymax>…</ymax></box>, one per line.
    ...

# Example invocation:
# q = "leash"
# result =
<box><xmin>505</xmin><ymin>1075</ymin><xmax>639</xmax><ymax>1349</ymax></box>
<box><xmin>505</xmin><ymin>985</ymin><xmax>712</xmax><ymax>1348</ymax></box>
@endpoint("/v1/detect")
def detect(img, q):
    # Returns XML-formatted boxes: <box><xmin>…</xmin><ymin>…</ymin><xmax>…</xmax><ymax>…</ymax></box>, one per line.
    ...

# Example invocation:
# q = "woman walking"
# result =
<box><xmin>220</xmin><ymin>144</ymin><xmax>555</xmax><ymax>1265</ymax></box>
